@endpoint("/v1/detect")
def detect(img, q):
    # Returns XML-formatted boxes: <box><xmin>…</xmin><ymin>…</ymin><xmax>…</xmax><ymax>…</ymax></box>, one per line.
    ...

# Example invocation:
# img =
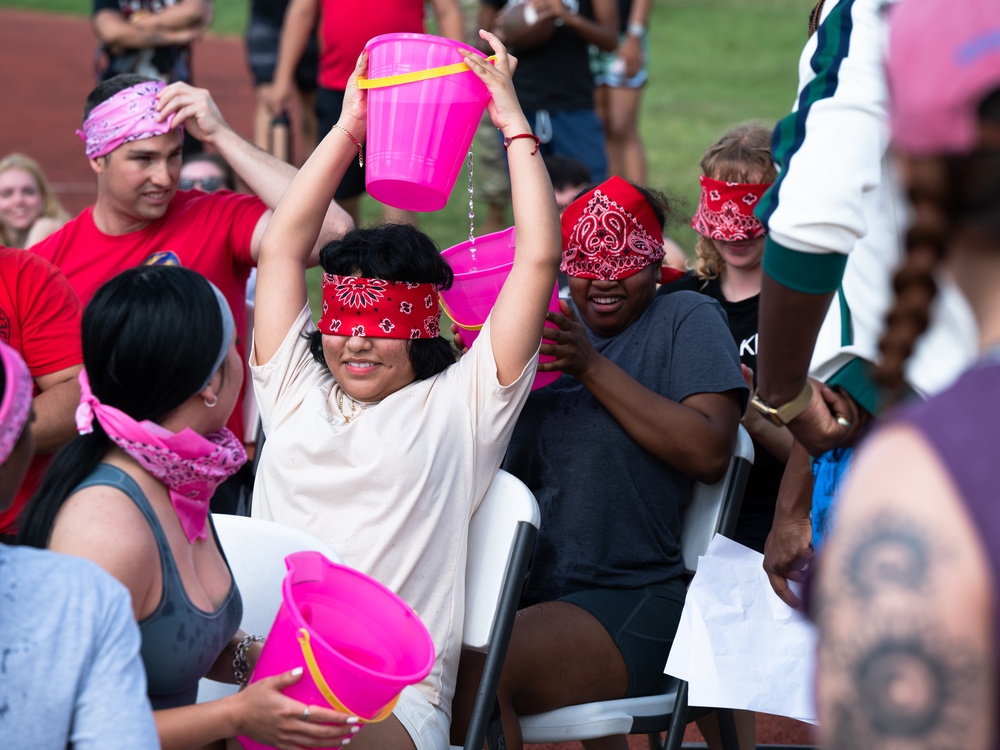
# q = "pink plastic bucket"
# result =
<box><xmin>362</xmin><ymin>33</ymin><xmax>491</xmax><ymax>212</ymax></box>
<box><xmin>239</xmin><ymin>552</ymin><xmax>435</xmax><ymax>750</ymax></box>
<box><xmin>440</xmin><ymin>227</ymin><xmax>562</xmax><ymax>390</ymax></box>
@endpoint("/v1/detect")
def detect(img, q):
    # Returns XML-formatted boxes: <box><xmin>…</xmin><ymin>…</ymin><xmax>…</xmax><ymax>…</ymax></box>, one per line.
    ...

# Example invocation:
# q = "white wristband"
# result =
<box><xmin>626</xmin><ymin>21</ymin><xmax>646</xmax><ymax>37</ymax></box>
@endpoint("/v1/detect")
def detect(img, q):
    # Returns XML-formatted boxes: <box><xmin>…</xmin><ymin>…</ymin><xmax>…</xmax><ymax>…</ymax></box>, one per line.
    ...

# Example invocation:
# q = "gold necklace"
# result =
<box><xmin>338</xmin><ymin>389</ymin><xmax>366</xmax><ymax>424</ymax></box>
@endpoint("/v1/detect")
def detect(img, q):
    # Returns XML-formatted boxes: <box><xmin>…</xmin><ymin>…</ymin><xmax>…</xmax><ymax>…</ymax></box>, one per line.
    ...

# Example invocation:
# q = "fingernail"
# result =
<box><xmin>351</xmin><ymin>725</ymin><xmax>362</xmax><ymax>734</ymax></box>
<box><xmin>341</xmin><ymin>739</ymin><xmax>351</xmax><ymax>746</ymax></box>
<box><xmin>346</xmin><ymin>716</ymin><xmax>360</xmax><ymax>724</ymax></box>
<box><xmin>291</xmin><ymin>667</ymin><xmax>303</xmax><ymax>677</ymax></box>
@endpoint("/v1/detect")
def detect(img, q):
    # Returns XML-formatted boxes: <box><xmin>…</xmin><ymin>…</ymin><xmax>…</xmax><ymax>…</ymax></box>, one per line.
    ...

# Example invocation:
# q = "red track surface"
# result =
<box><xmin>0</xmin><ymin>9</ymin><xmax>815</xmax><ymax>747</ymax></box>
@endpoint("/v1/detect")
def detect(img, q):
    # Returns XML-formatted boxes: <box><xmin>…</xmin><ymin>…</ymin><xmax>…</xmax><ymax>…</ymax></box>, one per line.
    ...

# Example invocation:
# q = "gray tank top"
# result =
<box><xmin>73</xmin><ymin>464</ymin><xmax>243</xmax><ymax>709</ymax></box>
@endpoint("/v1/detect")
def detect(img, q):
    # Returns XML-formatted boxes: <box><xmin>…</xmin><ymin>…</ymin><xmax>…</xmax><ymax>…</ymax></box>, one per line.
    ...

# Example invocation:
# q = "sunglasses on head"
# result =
<box><xmin>178</xmin><ymin>176</ymin><xmax>224</xmax><ymax>192</ymax></box>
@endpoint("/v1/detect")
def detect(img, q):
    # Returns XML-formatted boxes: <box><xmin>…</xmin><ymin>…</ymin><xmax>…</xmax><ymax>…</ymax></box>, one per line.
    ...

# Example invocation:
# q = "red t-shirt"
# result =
<box><xmin>0</xmin><ymin>247</ymin><xmax>84</xmax><ymax>534</ymax></box>
<box><xmin>33</xmin><ymin>190</ymin><xmax>267</xmax><ymax>442</ymax></box>
<box><xmin>317</xmin><ymin>0</ymin><xmax>427</xmax><ymax>90</ymax></box>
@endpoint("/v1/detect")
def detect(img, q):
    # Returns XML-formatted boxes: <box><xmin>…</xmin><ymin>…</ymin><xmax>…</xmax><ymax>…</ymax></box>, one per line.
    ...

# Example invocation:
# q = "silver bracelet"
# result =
<box><xmin>233</xmin><ymin>634</ymin><xmax>265</xmax><ymax>689</ymax></box>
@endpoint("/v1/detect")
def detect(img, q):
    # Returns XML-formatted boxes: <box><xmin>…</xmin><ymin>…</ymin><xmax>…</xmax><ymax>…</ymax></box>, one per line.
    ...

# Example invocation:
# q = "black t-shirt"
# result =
<box><xmin>660</xmin><ymin>273</ymin><xmax>784</xmax><ymax>552</ymax></box>
<box><xmin>93</xmin><ymin>0</ymin><xmax>192</xmax><ymax>84</ymax></box>
<box><xmin>504</xmin><ymin>292</ymin><xmax>748</xmax><ymax>603</ymax></box>
<box><xmin>484</xmin><ymin>0</ymin><xmax>597</xmax><ymax>111</ymax></box>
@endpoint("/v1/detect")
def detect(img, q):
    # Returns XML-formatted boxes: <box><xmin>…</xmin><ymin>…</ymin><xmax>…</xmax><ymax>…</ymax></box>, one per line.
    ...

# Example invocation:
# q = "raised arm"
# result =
<box><xmin>154</xmin><ymin>82</ymin><xmax>353</xmax><ymax>263</ymax></box>
<box><xmin>251</xmin><ymin>52</ymin><xmax>368</xmax><ymax>365</ymax></box>
<box><xmin>815</xmin><ymin>424</ymin><xmax>995</xmax><ymax>749</ymax></box>
<box><xmin>461</xmin><ymin>33</ymin><xmax>562</xmax><ymax>386</ymax></box>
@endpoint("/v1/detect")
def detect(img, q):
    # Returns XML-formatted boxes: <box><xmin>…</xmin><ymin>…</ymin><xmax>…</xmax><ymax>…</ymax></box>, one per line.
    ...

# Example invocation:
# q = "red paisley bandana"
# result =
<box><xmin>560</xmin><ymin>176</ymin><xmax>665</xmax><ymax>280</ymax></box>
<box><xmin>319</xmin><ymin>274</ymin><xmax>441</xmax><ymax>339</ymax></box>
<box><xmin>691</xmin><ymin>176</ymin><xmax>771</xmax><ymax>241</ymax></box>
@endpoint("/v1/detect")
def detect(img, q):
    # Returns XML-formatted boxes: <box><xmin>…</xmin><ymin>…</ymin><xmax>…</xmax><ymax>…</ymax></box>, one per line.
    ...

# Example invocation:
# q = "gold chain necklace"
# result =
<box><xmin>338</xmin><ymin>389</ymin><xmax>366</xmax><ymax>424</ymax></box>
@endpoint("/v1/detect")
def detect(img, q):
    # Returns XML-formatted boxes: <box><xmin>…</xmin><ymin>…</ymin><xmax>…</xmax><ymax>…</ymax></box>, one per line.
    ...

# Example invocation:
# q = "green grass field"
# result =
<box><xmin>0</xmin><ymin>0</ymin><xmax>806</xmax><ymax>255</ymax></box>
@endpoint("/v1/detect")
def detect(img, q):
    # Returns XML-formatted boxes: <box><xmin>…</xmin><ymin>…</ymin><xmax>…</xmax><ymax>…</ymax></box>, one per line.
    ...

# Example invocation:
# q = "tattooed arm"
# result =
<box><xmin>814</xmin><ymin>423</ymin><xmax>996</xmax><ymax>749</ymax></box>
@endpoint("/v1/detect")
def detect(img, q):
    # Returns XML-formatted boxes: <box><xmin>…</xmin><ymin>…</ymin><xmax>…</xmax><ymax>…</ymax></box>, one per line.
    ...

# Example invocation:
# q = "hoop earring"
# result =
<box><xmin>203</xmin><ymin>394</ymin><xmax>218</xmax><ymax>408</ymax></box>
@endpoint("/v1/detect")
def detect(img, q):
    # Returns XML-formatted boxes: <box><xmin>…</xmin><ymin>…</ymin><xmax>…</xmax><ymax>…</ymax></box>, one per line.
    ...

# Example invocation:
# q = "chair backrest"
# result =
<box><xmin>462</xmin><ymin>469</ymin><xmax>541</xmax><ymax>652</ymax></box>
<box><xmin>680</xmin><ymin>425</ymin><xmax>754</xmax><ymax>574</ymax></box>
<box><xmin>197</xmin><ymin>514</ymin><xmax>343</xmax><ymax>703</ymax></box>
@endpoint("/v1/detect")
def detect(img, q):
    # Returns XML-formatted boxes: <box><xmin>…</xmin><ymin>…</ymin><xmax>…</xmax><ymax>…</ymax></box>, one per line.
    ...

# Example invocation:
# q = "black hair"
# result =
<box><xmin>544</xmin><ymin>154</ymin><xmax>591</xmax><ymax>191</ymax></box>
<box><xmin>305</xmin><ymin>223</ymin><xmax>457</xmax><ymax>380</ymax></box>
<box><xmin>83</xmin><ymin>73</ymin><xmax>159</xmax><ymax>122</ymax></box>
<box><xmin>17</xmin><ymin>265</ymin><xmax>223</xmax><ymax>548</ymax></box>
<box><xmin>877</xmin><ymin>88</ymin><xmax>1000</xmax><ymax>394</ymax></box>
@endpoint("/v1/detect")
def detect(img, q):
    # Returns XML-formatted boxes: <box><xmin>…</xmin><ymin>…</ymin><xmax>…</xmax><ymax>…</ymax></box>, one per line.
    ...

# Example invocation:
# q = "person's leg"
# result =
<box><xmin>498</xmin><ymin>601</ymin><xmax>631</xmax><ymax>750</ymax></box>
<box><xmin>349</xmin><ymin>685</ymin><xmax>447</xmax><ymax>750</ymax></box>
<box><xmin>452</xmin><ymin>582</ymin><xmax>684</xmax><ymax>750</ymax></box>
<box><xmin>695</xmin><ymin>709</ymin><xmax>756</xmax><ymax>750</ymax></box>
<box><xmin>450</xmin><ymin>603</ymin><xmax>628</xmax><ymax>749</ymax></box>
<box><xmin>604</xmin><ymin>85</ymin><xmax>647</xmax><ymax>185</ymax></box>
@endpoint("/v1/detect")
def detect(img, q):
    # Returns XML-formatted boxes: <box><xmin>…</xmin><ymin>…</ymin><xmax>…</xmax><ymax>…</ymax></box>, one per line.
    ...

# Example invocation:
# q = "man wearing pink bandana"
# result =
<box><xmin>33</xmin><ymin>74</ymin><xmax>352</xmax><ymax>477</ymax></box>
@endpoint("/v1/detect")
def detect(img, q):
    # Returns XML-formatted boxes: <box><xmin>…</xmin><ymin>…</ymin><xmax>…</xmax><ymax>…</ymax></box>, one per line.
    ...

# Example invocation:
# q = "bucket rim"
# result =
<box><xmin>280</xmin><ymin>556</ymin><xmax>435</xmax><ymax>683</ymax></box>
<box><xmin>364</xmin><ymin>32</ymin><xmax>488</xmax><ymax>61</ymax></box>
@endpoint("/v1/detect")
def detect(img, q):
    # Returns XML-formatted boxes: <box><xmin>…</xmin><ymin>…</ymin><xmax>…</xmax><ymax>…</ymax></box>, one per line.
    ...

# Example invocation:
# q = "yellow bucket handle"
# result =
<box><xmin>437</xmin><ymin>293</ymin><xmax>485</xmax><ymax>332</ymax></box>
<box><xmin>296</xmin><ymin>628</ymin><xmax>400</xmax><ymax>723</ymax></box>
<box><xmin>357</xmin><ymin>56</ymin><xmax>497</xmax><ymax>90</ymax></box>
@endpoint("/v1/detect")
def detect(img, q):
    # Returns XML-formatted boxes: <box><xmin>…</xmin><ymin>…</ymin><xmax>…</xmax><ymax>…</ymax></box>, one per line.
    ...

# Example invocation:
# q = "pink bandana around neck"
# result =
<box><xmin>76</xmin><ymin>81</ymin><xmax>180</xmax><ymax>159</ymax></box>
<box><xmin>75</xmin><ymin>369</ymin><xmax>246</xmax><ymax>543</ymax></box>
<box><xmin>0</xmin><ymin>341</ymin><xmax>33</xmax><ymax>466</ymax></box>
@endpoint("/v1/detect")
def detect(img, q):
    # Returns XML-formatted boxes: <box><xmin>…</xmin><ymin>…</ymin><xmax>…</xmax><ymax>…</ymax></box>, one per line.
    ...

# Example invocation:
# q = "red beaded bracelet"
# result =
<box><xmin>502</xmin><ymin>133</ymin><xmax>541</xmax><ymax>155</ymax></box>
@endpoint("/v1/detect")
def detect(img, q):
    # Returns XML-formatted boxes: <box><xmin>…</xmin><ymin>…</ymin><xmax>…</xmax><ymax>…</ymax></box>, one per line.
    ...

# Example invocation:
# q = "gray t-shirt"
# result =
<box><xmin>504</xmin><ymin>291</ymin><xmax>748</xmax><ymax>603</ymax></box>
<box><xmin>0</xmin><ymin>544</ymin><xmax>159</xmax><ymax>749</ymax></box>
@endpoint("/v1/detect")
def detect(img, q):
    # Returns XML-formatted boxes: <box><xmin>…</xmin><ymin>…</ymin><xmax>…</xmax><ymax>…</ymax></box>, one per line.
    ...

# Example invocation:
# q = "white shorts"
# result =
<box><xmin>392</xmin><ymin>685</ymin><xmax>450</xmax><ymax>750</ymax></box>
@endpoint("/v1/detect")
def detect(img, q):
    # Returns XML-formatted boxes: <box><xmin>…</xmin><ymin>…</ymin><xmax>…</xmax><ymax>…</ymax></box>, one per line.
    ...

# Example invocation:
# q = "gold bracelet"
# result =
<box><xmin>333</xmin><ymin>124</ymin><xmax>364</xmax><ymax>167</ymax></box>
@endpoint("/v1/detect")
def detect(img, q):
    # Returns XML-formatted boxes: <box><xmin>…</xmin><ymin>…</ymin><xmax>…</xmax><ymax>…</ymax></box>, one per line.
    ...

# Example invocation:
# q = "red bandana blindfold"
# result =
<box><xmin>560</xmin><ymin>176</ymin><xmax>666</xmax><ymax>280</ymax></box>
<box><xmin>319</xmin><ymin>274</ymin><xmax>441</xmax><ymax>339</ymax></box>
<box><xmin>691</xmin><ymin>176</ymin><xmax>771</xmax><ymax>241</ymax></box>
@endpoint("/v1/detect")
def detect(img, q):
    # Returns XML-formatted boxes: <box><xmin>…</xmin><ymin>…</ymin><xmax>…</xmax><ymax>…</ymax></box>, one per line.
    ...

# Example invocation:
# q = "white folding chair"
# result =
<box><xmin>452</xmin><ymin>470</ymin><xmax>541</xmax><ymax>750</ymax></box>
<box><xmin>517</xmin><ymin>425</ymin><xmax>755</xmax><ymax>750</ymax></box>
<box><xmin>197</xmin><ymin>514</ymin><xmax>343</xmax><ymax>703</ymax></box>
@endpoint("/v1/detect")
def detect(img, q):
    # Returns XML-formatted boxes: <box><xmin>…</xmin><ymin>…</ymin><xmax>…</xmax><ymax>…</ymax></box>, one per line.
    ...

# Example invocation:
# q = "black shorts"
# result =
<box><xmin>316</xmin><ymin>86</ymin><xmax>366</xmax><ymax>199</ymax></box>
<box><xmin>245</xmin><ymin>18</ymin><xmax>319</xmax><ymax>90</ymax></box>
<box><xmin>561</xmin><ymin>579</ymin><xmax>686</xmax><ymax>698</ymax></box>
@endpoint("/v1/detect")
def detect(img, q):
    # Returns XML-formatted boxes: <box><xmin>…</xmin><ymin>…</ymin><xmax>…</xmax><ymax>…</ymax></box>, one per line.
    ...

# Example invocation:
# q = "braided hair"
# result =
<box><xmin>876</xmin><ymin>89</ymin><xmax>1000</xmax><ymax>393</ymax></box>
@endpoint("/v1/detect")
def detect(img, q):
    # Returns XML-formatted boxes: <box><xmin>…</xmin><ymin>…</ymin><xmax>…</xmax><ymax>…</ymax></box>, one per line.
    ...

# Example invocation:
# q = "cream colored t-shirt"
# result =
<box><xmin>249</xmin><ymin>305</ymin><xmax>535</xmax><ymax>716</ymax></box>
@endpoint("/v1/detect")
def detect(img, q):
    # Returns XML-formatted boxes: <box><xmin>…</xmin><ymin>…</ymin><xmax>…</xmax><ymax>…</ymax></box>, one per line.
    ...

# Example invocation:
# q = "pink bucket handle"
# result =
<box><xmin>284</xmin><ymin>550</ymin><xmax>328</xmax><ymax>585</ymax></box>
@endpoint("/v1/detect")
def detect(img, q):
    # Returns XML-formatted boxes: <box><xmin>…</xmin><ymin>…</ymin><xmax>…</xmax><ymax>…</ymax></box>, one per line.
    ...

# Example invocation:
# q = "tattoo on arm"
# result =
<box><xmin>820</xmin><ymin>513</ymin><xmax>990</xmax><ymax>748</ymax></box>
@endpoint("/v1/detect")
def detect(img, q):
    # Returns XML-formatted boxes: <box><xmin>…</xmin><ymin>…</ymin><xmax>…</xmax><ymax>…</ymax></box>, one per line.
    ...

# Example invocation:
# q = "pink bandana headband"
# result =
<box><xmin>560</xmin><ymin>176</ymin><xmax>666</xmax><ymax>281</ymax></box>
<box><xmin>76</xmin><ymin>81</ymin><xmax>180</xmax><ymax>159</ymax></box>
<box><xmin>0</xmin><ymin>342</ymin><xmax>33</xmax><ymax>466</ymax></box>
<box><xmin>691</xmin><ymin>176</ymin><xmax>771</xmax><ymax>241</ymax></box>
<box><xmin>319</xmin><ymin>274</ymin><xmax>442</xmax><ymax>339</ymax></box>
<box><xmin>75</xmin><ymin>370</ymin><xmax>246</xmax><ymax>543</ymax></box>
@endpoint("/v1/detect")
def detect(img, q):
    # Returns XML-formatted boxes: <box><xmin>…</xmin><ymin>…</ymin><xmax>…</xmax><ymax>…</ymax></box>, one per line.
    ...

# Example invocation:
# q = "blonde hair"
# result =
<box><xmin>0</xmin><ymin>153</ymin><xmax>70</xmax><ymax>247</ymax></box>
<box><xmin>692</xmin><ymin>123</ymin><xmax>777</xmax><ymax>281</ymax></box>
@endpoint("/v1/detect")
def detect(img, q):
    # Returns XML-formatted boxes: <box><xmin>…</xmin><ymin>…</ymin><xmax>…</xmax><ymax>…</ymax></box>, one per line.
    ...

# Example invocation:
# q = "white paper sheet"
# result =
<box><xmin>664</xmin><ymin>534</ymin><xmax>818</xmax><ymax>724</ymax></box>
